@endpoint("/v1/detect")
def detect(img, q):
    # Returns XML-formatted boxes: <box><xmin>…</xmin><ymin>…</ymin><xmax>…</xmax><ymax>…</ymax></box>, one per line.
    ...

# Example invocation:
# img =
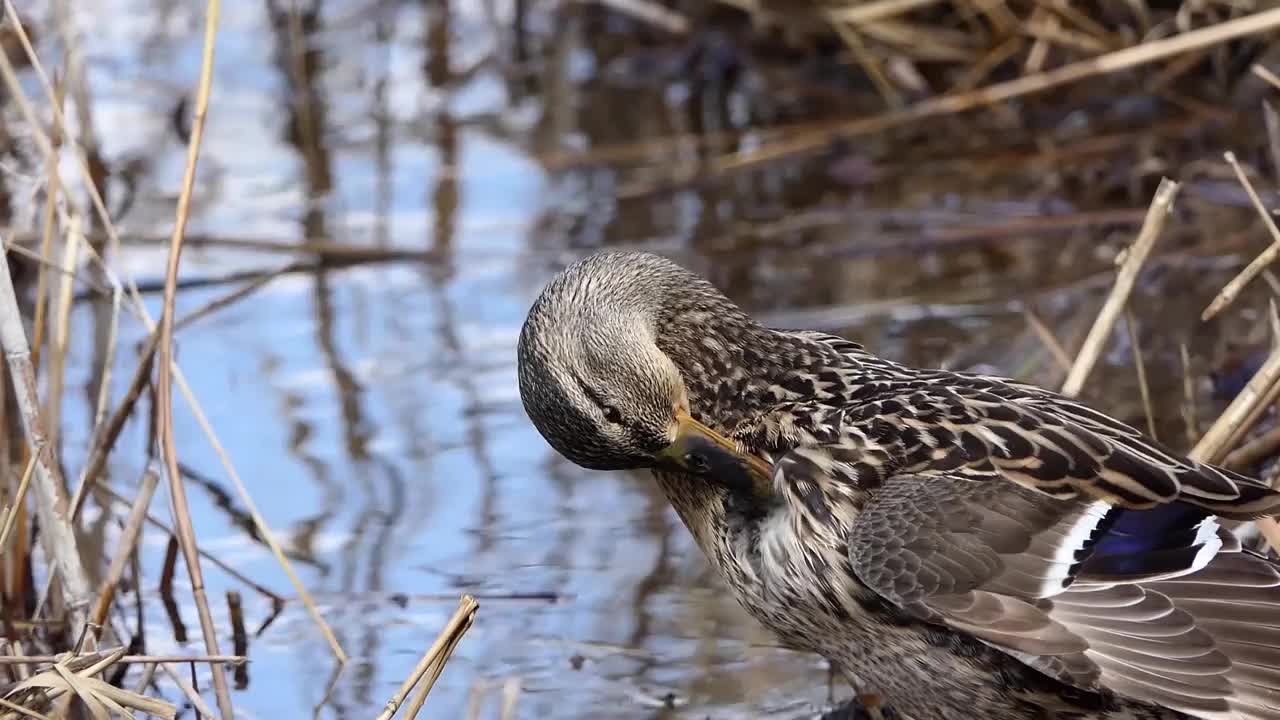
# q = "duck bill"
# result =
<box><xmin>656</xmin><ymin>410</ymin><xmax>773</xmax><ymax>486</ymax></box>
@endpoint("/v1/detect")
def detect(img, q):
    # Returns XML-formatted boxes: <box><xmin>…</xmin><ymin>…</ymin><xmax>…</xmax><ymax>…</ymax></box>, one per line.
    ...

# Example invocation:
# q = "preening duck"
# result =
<box><xmin>517</xmin><ymin>250</ymin><xmax>1280</xmax><ymax>720</ymax></box>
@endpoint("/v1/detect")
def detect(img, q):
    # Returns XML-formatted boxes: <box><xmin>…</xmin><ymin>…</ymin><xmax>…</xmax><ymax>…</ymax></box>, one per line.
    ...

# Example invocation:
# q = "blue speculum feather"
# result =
<box><xmin>1080</xmin><ymin>504</ymin><xmax>1212</xmax><ymax>579</ymax></box>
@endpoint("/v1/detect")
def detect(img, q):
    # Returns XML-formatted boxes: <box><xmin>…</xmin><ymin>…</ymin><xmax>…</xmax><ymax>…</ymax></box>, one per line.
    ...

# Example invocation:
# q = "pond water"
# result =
<box><xmin>28</xmin><ymin>0</ymin><xmax>1275</xmax><ymax>717</ymax></box>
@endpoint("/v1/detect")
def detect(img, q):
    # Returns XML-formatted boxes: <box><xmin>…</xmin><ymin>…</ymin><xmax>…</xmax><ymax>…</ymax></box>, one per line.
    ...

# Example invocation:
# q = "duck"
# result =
<box><xmin>515</xmin><ymin>250</ymin><xmax>1280</xmax><ymax>720</ymax></box>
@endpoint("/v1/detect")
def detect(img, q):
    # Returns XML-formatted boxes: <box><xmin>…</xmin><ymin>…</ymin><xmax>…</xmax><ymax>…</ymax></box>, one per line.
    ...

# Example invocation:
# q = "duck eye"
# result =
<box><xmin>602</xmin><ymin>405</ymin><xmax>623</xmax><ymax>424</ymax></box>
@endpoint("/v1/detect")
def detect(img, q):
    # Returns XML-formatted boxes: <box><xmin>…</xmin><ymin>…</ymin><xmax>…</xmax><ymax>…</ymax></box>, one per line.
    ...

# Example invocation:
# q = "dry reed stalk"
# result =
<box><xmin>1201</xmin><ymin>152</ymin><xmax>1280</xmax><ymax>321</ymax></box>
<box><xmin>403</xmin><ymin>598</ymin><xmax>479</xmax><ymax>719</ymax></box>
<box><xmin>1</xmin><ymin>629</ymin><xmax>174</xmax><ymax>718</ymax></box>
<box><xmin>72</xmin><ymin>271</ymin><xmax>276</xmax><ymax>517</ymax></box>
<box><xmin>0</xmin><ymin>655</ymin><xmax>245</xmax><ymax>666</ymax></box>
<box><xmin>1266</xmin><ymin>102</ymin><xmax>1280</xmax><ymax>185</ymax></box>
<box><xmin>94</xmin><ymin>484</ymin><xmax>283</xmax><ymax>601</ymax></box>
<box><xmin>1192</xmin><ymin>345</ymin><xmax>1280</xmax><ymax>456</ymax></box>
<box><xmin>1023</xmin><ymin>6</ymin><xmax>1056</xmax><ymax>73</ymax></box>
<box><xmin>0</xmin><ymin>4</ymin><xmax>117</xmax><ymax>267</ymax></box>
<box><xmin>964</xmin><ymin>0</ymin><xmax>1018</xmax><ymax>33</ymax></box>
<box><xmin>0</xmin><ymin>25</ymin><xmax>344</xmax><ymax>657</ymax></box>
<box><xmin>1179</xmin><ymin>344</ymin><xmax>1199</xmax><ymax>447</ymax></box>
<box><xmin>827</xmin><ymin>0</ymin><xmax>944</xmax><ymax>25</ymax></box>
<box><xmin>1034</xmin><ymin>0</ymin><xmax>1111</xmax><ymax>44</ymax></box>
<box><xmin>589</xmin><ymin>0</ymin><xmax>688</xmax><ymax>34</ymax></box>
<box><xmin>170</xmin><ymin>362</ymin><xmax>349</xmax><ymax>659</ymax></box>
<box><xmin>0</xmin><ymin>243</ymin><xmax>101</xmax><ymax>291</ymax></box>
<box><xmin>87</xmin><ymin>469</ymin><xmax>158</xmax><ymax>634</ymax></box>
<box><xmin>1225</xmin><ymin>425</ymin><xmax>1280</xmax><ymax>472</ymax></box>
<box><xmin>174</xmin><ymin>267</ymin><xmax>292</xmax><ymax>332</ymax></box>
<box><xmin>1123</xmin><ymin>309</ymin><xmax>1157</xmax><ymax>441</ymax></box>
<box><xmin>1022</xmin><ymin>19</ymin><xmax>1108</xmax><ymax>56</ymax></box>
<box><xmin>0</xmin><ymin>457</ymin><xmax>37</xmax><ymax>550</ymax></box>
<box><xmin>715</xmin><ymin>8</ymin><xmax>1280</xmax><ymax>173</ymax></box>
<box><xmin>957</xmin><ymin>35</ymin><xmax>1024</xmax><ymax>90</ymax></box>
<box><xmin>0</xmin><ymin>696</ymin><xmax>52</xmax><ymax>720</ymax></box>
<box><xmin>159</xmin><ymin>663</ymin><xmax>217</xmax><ymax>719</ymax></box>
<box><xmin>153</xmin><ymin>2</ymin><xmax>234</xmax><ymax>716</ymax></box>
<box><xmin>5</xmin><ymin>640</ymin><xmax>33</xmax><ymax>682</ymax></box>
<box><xmin>857</xmin><ymin>21</ymin><xmax>976</xmax><ymax>62</ymax></box>
<box><xmin>828</xmin><ymin>15</ymin><xmax>902</xmax><ymax>108</ymax></box>
<box><xmin>30</xmin><ymin>73</ymin><xmax>65</xmax><ymax>375</ymax></box>
<box><xmin>68</xmin><ymin>331</ymin><xmax>157</xmax><ymax>521</ymax></box>
<box><xmin>43</xmin><ymin>217</ymin><xmax>79</xmax><ymax>464</ymax></box>
<box><xmin>377</xmin><ymin>596</ymin><xmax>480</xmax><ymax>720</ymax></box>
<box><xmin>1254</xmin><ymin>63</ymin><xmax>1280</xmax><ymax>92</ymax></box>
<box><xmin>1188</xmin><ymin>312</ymin><xmax>1280</xmax><ymax>551</ymax></box>
<box><xmin>1061</xmin><ymin>178</ymin><xmax>1179</xmax><ymax>397</ymax></box>
<box><xmin>0</xmin><ymin>238</ymin><xmax>91</xmax><ymax>632</ymax></box>
<box><xmin>1020</xmin><ymin>306</ymin><xmax>1072</xmax><ymax>372</ymax></box>
<box><xmin>85</xmin><ymin>287</ymin><xmax>121</xmax><ymax>450</ymax></box>
<box><xmin>130</xmin><ymin>661</ymin><xmax>157</xmax><ymax>695</ymax></box>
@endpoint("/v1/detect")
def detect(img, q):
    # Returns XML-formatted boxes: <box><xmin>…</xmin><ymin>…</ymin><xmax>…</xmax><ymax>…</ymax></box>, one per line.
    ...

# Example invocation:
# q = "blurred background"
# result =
<box><xmin>4</xmin><ymin>0</ymin><xmax>1280</xmax><ymax>718</ymax></box>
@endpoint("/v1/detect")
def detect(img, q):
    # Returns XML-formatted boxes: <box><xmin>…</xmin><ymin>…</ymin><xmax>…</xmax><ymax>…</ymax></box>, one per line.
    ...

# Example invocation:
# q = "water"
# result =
<box><xmin>27</xmin><ymin>0</ymin><xmax>1274</xmax><ymax>717</ymax></box>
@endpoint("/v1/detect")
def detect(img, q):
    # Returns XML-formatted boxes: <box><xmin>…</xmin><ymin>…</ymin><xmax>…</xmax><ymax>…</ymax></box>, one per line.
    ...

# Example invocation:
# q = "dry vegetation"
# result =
<box><xmin>0</xmin><ymin>1</ymin><xmax>475</xmax><ymax>718</ymax></box>
<box><xmin>2</xmin><ymin>0</ymin><xmax>1280</xmax><ymax>717</ymax></box>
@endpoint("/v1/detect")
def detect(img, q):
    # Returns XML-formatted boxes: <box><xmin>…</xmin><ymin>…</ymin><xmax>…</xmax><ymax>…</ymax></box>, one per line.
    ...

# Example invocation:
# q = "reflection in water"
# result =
<box><xmin>33</xmin><ymin>0</ymin><xmax>1279</xmax><ymax>718</ymax></box>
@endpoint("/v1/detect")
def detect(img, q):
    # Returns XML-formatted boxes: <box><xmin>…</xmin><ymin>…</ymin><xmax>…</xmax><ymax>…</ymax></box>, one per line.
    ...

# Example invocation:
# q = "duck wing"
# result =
<box><xmin>840</xmin><ymin>471</ymin><xmax>1280</xmax><ymax>720</ymax></box>
<box><xmin>786</xmin><ymin>330</ymin><xmax>1280</xmax><ymax>519</ymax></box>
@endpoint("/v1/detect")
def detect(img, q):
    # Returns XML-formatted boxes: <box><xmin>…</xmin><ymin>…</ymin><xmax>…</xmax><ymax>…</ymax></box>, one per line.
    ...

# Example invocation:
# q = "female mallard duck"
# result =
<box><xmin>516</xmin><ymin>251</ymin><xmax>1280</xmax><ymax>720</ymax></box>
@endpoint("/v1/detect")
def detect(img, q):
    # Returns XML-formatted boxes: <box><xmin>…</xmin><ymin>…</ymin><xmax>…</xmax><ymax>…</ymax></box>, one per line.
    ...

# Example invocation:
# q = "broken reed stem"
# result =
<box><xmin>1</xmin><ymin>3</ymin><xmax>343</xmax><ymax>662</ymax></box>
<box><xmin>377</xmin><ymin>595</ymin><xmax>479</xmax><ymax>720</ymax></box>
<box><xmin>402</xmin><ymin>599</ymin><xmax>479</xmax><ymax>719</ymax></box>
<box><xmin>0</xmin><ymin>238</ymin><xmax>92</xmax><ymax>633</ymax></box>
<box><xmin>1201</xmin><ymin>152</ymin><xmax>1280</xmax><ymax>321</ymax></box>
<box><xmin>87</xmin><ymin>469</ymin><xmax>158</xmax><ymax>635</ymax></box>
<box><xmin>1188</xmin><ymin>332</ymin><xmax>1280</xmax><ymax>550</ymax></box>
<box><xmin>153</xmin><ymin>2</ymin><xmax>233</xmax><ymax>717</ymax></box>
<box><xmin>1061</xmin><ymin>178</ymin><xmax>1179</xmax><ymax>397</ymax></box>
<box><xmin>715</xmin><ymin>8</ymin><xmax>1280</xmax><ymax>173</ymax></box>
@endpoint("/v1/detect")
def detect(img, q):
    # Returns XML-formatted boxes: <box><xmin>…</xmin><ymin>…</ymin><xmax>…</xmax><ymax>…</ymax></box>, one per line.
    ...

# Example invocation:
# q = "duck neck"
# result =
<box><xmin>653</xmin><ymin>305</ymin><xmax>828</xmax><ymax>432</ymax></box>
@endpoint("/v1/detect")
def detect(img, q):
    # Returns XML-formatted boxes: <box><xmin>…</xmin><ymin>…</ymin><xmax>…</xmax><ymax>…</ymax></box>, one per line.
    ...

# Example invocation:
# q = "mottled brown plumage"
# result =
<box><xmin>517</xmin><ymin>251</ymin><xmax>1280</xmax><ymax>720</ymax></box>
